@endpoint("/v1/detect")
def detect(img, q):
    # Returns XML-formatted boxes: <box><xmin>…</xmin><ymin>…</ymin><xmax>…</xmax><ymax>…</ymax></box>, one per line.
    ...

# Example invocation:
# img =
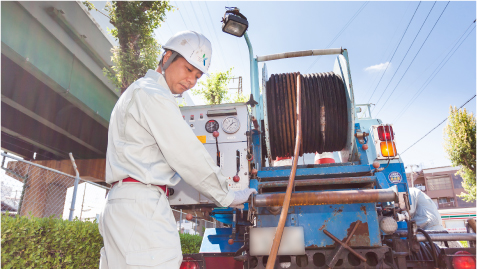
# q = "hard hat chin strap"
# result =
<box><xmin>159</xmin><ymin>51</ymin><xmax>179</xmax><ymax>74</ymax></box>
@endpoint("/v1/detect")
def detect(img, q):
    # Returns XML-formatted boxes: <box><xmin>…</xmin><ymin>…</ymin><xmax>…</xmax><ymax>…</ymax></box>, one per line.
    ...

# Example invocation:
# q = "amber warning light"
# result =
<box><xmin>380</xmin><ymin>141</ymin><xmax>397</xmax><ymax>157</ymax></box>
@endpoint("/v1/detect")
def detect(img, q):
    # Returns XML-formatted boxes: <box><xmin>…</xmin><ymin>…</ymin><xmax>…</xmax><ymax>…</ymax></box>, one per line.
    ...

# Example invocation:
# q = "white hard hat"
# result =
<box><xmin>161</xmin><ymin>30</ymin><xmax>212</xmax><ymax>75</ymax></box>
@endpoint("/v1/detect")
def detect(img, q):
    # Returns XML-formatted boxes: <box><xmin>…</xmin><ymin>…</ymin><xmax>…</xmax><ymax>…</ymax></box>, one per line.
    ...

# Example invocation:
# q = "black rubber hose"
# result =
<box><xmin>417</xmin><ymin>228</ymin><xmax>439</xmax><ymax>269</ymax></box>
<box><xmin>266</xmin><ymin>72</ymin><xmax>348</xmax><ymax>158</ymax></box>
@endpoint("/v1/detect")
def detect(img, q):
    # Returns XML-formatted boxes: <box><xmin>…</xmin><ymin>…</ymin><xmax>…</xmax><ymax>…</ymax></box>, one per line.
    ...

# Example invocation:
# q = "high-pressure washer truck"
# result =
<box><xmin>169</xmin><ymin>9</ymin><xmax>476</xmax><ymax>268</ymax></box>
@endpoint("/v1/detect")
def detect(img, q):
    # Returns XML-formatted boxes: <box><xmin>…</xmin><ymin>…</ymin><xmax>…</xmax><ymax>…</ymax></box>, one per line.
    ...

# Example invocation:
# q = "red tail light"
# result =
<box><xmin>453</xmin><ymin>251</ymin><xmax>476</xmax><ymax>269</ymax></box>
<box><xmin>180</xmin><ymin>256</ymin><xmax>199</xmax><ymax>269</ymax></box>
<box><xmin>180</xmin><ymin>261</ymin><xmax>198</xmax><ymax>269</ymax></box>
<box><xmin>377</xmin><ymin>125</ymin><xmax>394</xmax><ymax>141</ymax></box>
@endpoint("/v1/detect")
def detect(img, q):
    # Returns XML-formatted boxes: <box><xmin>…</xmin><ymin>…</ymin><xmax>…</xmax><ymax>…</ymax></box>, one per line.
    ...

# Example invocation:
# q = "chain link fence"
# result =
<box><xmin>1</xmin><ymin>152</ymin><xmax>226</xmax><ymax>232</ymax></box>
<box><xmin>1</xmin><ymin>152</ymin><xmax>108</xmax><ymax>221</ymax></box>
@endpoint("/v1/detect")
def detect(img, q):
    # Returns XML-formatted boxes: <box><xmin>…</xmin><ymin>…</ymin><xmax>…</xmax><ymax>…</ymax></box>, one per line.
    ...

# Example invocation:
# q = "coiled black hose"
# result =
<box><xmin>417</xmin><ymin>228</ymin><xmax>439</xmax><ymax>269</ymax></box>
<box><xmin>266</xmin><ymin>72</ymin><xmax>348</xmax><ymax>159</ymax></box>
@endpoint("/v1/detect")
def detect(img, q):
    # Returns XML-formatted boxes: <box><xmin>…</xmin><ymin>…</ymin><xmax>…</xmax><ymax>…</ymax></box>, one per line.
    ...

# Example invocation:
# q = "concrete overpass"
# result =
<box><xmin>2</xmin><ymin>1</ymin><xmax>195</xmax><ymax>184</ymax></box>
<box><xmin>2</xmin><ymin>1</ymin><xmax>119</xmax><ymax>161</ymax></box>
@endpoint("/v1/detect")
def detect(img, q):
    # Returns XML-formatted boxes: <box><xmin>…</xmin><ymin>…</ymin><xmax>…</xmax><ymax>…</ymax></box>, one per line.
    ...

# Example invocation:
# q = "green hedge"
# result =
<box><xmin>2</xmin><ymin>214</ymin><xmax>203</xmax><ymax>268</ymax></box>
<box><xmin>1</xmin><ymin>214</ymin><xmax>103</xmax><ymax>268</ymax></box>
<box><xmin>180</xmin><ymin>232</ymin><xmax>203</xmax><ymax>254</ymax></box>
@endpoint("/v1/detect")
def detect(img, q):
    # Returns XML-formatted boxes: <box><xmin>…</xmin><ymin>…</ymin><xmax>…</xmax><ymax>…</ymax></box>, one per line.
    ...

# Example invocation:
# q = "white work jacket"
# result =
<box><xmin>408</xmin><ymin>188</ymin><xmax>445</xmax><ymax>230</ymax></box>
<box><xmin>105</xmin><ymin>70</ymin><xmax>234</xmax><ymax>207</ymax></box>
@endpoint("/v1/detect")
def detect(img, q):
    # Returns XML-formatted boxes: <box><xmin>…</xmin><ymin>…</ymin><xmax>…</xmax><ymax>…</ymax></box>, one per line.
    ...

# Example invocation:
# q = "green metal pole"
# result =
<box><xmin>243</xmin><ymin>32</ymin><xmax>260</xmax><ymax>121</ymax></box>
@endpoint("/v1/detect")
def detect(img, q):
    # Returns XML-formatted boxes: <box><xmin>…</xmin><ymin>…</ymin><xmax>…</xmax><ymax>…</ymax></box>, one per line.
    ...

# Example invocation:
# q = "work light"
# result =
<box><xmin>221</xmin><ymin>8</ymin><xmax>248</xmax><ymax>37</ymax></box>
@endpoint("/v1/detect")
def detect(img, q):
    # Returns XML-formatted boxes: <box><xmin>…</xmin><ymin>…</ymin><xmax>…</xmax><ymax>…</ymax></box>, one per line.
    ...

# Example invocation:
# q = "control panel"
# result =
<box><xmin>169</xmin><ymin>103</ymin><xmax>250</xmax><ymax>206</ymax></box>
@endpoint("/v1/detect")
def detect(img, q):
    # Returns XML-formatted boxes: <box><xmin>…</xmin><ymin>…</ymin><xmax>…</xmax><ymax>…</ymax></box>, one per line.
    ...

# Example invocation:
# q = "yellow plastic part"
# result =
<box><xmin>196</xmin><ymin>135</ymin><xmax>206</xmax><ymax>143</ymax></box>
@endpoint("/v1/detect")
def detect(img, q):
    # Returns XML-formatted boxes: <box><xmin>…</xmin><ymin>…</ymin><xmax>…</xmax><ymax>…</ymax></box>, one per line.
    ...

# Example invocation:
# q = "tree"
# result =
<box><xmin>443</xmin><ymin>106</ymin><xmax>476</xmax><ymax>202</ymax></box>
<box><xmin>191</xmin><ymin>68</ymin><xmax>248</xmax><ymax>105</ymax></box>
<box><xmin>83</xmin><ymin>1</ymin><xmax>173</xmax><ymax>94</ymax></box>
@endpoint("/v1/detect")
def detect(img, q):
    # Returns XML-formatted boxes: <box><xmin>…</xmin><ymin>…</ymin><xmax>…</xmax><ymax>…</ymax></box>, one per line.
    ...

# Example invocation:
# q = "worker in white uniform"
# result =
<box><xmin>408</xmin><ymin>187</ymin><xmax>462</xmax><ymax>247</ymax></box>
<box><xmin>98</xmin><ymin>30</ymin><xmax>257</xmax><ymax>268</ymax></box>
<box><xmin>408</xmin><ymin>187</ymin><xmax>445</xmax><ymax>231</ymax></box>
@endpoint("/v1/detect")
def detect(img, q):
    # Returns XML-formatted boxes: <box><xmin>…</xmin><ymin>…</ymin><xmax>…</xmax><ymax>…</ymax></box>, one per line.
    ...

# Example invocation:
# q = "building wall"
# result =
<box><xmin>421</xmin><ymin>166</ymin><xmax>473</xmax><ymax>209</ymax></box>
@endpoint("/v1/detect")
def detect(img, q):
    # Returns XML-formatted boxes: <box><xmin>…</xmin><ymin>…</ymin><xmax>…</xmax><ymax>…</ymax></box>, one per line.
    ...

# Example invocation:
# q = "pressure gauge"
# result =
<box><xmin>222</xmin><ymin>116</ymin><xmax>240</xmax><ymax>134</ymax></box>
<box><xmin>205</xmin><ymin>120</ymin><xmax>219</xmax><ymax>133</ymax></box>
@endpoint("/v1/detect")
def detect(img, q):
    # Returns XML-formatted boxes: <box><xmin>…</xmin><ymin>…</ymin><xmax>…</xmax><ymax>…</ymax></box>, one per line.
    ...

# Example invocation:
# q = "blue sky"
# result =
<box><xmin>89</xmin><ymin>1</ymin><xmax>476</xmax><ymax>170</ymax></box>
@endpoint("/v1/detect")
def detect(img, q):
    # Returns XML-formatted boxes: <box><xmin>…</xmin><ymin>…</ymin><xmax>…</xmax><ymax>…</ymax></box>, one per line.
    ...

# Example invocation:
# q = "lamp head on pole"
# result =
<box><xmin>221</xmin><ymin>7</ymin><xmax>248</xmax><ymax>37</ymax></box>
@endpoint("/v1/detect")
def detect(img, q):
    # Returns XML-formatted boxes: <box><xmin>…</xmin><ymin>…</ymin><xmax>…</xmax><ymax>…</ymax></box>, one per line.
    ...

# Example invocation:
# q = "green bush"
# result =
<box><xmin>180</xmin><ymin>232</ymin><xmax>203</xmax><ymax>254</ymax></box>
<box><xmin>1</xmin><ymin>214</ymin><xmax>103</xmax><ymax>268</ymax></box>
<box><xmin>2</xmin><ymin>214</ymin><xmax>205</xmax><ymax>268</ymax></box>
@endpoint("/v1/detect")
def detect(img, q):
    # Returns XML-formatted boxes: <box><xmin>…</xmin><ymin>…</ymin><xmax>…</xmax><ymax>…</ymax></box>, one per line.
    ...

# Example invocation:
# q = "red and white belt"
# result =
<box><xmin>111</xmin><ymin>177</ymin><xmax>169</xmax><ymax>197</ymax></box>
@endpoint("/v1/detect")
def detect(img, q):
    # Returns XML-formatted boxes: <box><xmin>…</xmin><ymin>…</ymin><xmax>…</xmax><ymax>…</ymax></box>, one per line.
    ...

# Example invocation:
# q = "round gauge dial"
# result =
<box><xmin>222</xmin><ymin>116</ymin><xmax>240</xmax><ymax>134</ymax></box>
<box><xmin>205</xmin><ymin>120</ymin><xmax>219</xmax><ymax>133</ymax></box>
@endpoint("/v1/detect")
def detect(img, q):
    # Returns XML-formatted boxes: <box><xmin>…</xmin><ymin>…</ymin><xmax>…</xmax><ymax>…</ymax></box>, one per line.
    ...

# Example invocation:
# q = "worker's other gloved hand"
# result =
<box><xmin>229</xmin><ymin>188</ymin><xmax>257</xmax><ymax>209</ymax></box>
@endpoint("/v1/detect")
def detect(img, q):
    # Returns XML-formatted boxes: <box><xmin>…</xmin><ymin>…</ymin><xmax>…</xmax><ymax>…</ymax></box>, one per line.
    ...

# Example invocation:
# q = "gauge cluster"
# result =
<box><xmin>180</xmin><ymin>105</ymin><xmax>247</xmax><ymax>143</ymax></box>
<box><xmin>170</xmin><ymin>104</ymin><xmax>249</xmax><ymax>206</ymax></box>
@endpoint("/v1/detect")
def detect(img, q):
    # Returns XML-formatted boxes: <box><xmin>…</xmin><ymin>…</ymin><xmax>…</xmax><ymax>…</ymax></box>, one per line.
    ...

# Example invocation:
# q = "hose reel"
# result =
<box><xmin>265</xmin><ymin>72</ymin><xmax>349</xmax><ymax>160</ymax></box>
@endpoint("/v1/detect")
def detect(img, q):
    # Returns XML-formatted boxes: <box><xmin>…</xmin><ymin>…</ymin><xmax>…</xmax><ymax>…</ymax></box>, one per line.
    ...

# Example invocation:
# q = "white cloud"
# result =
<box><xmin>365</xmin><ymin>62</ymin><xmax>390</xmax><ymax>72</ymax></box>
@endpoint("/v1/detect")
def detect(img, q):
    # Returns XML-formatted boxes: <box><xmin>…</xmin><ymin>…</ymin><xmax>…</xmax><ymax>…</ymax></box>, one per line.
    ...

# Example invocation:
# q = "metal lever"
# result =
<box><xmin>236</xmin><ymin>150</ymin><xmax>240</xmax><ymax>174</ymax></box>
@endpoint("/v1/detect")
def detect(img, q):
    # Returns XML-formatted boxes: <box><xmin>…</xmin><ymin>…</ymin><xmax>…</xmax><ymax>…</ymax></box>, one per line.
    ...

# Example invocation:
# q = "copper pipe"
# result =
<box><xmin>254</xmin><ymin>189</ymin><xmax>397</xmax><ymax>207</ymax></box>
<box><xmin>266</xmin><ymin>75</ymin><xmax>302</xmax><ymax>269</ymax></box>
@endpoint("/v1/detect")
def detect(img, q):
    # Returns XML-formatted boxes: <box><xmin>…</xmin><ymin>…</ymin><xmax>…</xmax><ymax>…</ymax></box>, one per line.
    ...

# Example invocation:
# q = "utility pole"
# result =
<box><xmin>229</xmin><ymin>76</ymin><xmax>243</xmax><ymax>95</ymax></box>
<box><xmin>405</xmin><ymin>164</ymin><xmax>420</xmax><ymax>188</ymax></box>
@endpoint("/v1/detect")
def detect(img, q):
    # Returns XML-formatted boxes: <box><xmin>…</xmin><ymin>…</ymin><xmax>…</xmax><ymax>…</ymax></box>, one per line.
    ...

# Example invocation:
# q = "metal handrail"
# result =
<box><xmin>257</xmin><ymin>48</ymin><xmax>343</xmax><ymax>62</ymax></box>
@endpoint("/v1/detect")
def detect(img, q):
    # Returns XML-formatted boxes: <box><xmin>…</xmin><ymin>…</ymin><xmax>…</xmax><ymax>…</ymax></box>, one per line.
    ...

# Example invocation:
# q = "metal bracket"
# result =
<box><xmin>354</xmin><ymin>131</ymin><xmax>369</xmax><ymax>145</ymax></box>
<box><xmin>290</xmin><ymin>214</ymin><xmax>297</xmax><ymax>226</ymax></box>
<box><xmin>246</xmin><ymin>93</ymin><xmax>258</xmax><ymax>107</ymax></box>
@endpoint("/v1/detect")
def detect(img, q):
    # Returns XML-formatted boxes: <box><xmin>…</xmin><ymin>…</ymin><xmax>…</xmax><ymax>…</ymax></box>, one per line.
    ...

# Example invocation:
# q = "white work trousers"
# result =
<box><xmin>98</xmin><ymin>182</ymin><xmax>182</xmax><ymax>268</ymax></box>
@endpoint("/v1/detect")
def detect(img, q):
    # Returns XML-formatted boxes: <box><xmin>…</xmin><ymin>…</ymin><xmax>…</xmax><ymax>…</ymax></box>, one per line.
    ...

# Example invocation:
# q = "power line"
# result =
<box><xmin>180</xmin><ymin>2</ymin><xmax>205</xmax><ymax>35</ymax></box>
<box><xmin>391</xmin><ymin>20</ymin><xmax>476</xmax><ymax>120</ymax></box>
<box><xmin>366</xmin><ymin>2</ymin><xmax>422</xmax><ymax>103</ymax></box>
<box><xmin>362</xmin><ymin>2</ymin><xmax>414</xmax><ymax>101</ymax></box>
<box><xmin>196</xmin><ymin>2</ymin><xmax>216</xmax><ymax>42</ymax></box>
<box><xmin>175</xmin><ymin>1</ymin><xmax>194</xmax><ymax>29</ymax></box>
<box><xmin>372</xmin><ymin>2</ymin><xmax>435</xmax><ymax>109</ymax></box>
<box><xmin>393</xmin><ymin>22</ymin><xmax>476</xmax><ymax>123</ymax></box>
<box><xmin>400</xmin><ymin>94</ymin><xmax>476</xmax><ymax>155</ymax></box>
<box><xmin>165</xmin><ymin>21</ymin><xmax>174</xmax><ymax>36</ymax></box>
<box><xmin>187</xmin><ymin>1</ymin><xmax>228</xmax><ymax>69</ymax></box>
<box><xmin>174</xmin><ymin>1</ymin><xmax>190</xmax><ymax>29</ymax></box>
<box><xmin>374</xmin><ymin>2</ymin><xmax>450</xmax><ymax>117</ymax></box>
<box><xmin>199</xmin><ymin>1</ymin><xmax>230</xmax><ymax>69</ymax></box>
<box><xmin>305</xmin><ymin>2</ymin><xmax>369</xmax><ymax>73</ymax></box>
<box><xmin>188</xmin><ymin>2</ymin><xmax>207</xmax><ymax>37</ymax></box>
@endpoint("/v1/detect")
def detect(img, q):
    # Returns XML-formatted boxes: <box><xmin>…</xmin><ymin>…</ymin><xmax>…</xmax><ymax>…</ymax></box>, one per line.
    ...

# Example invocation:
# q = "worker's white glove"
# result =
<box><xmin>229</xmin><ymin>188</ymin><xmax>257</xmax><ymax>209</ymax></box>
